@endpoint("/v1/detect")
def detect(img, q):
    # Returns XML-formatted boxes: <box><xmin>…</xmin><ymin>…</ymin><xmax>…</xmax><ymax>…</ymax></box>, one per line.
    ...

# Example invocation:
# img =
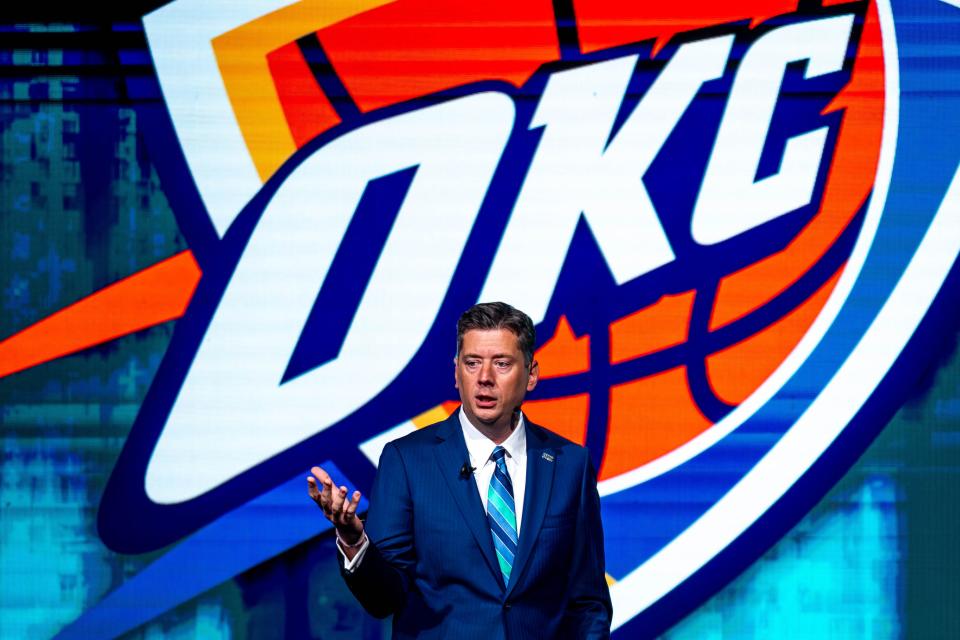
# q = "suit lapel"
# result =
<box><xmin>505</xmin><ymin>421</ymin><xmax>556</xmax><ymax>599</ymax></box>
<box><xmin>433</xmin><ymin>412</ymin><xmax>503</xmax><ymax>585</ymax></box>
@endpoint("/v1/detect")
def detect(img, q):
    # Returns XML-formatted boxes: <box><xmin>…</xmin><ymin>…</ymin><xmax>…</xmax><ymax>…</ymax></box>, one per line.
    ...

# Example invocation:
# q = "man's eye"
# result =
<box><xmin>495</xmin><ymin>361</ymin><xmax>510</xmax><ymax>369</ymax></box>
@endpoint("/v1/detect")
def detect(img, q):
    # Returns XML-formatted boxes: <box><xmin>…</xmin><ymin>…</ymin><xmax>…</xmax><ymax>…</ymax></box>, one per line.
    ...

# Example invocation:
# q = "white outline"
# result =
<box><xmin>143</xmin><ymin>0</ymin><xmax>297</xmax><ymax>237</ymax></box>
<box><xmin>359</xmin><ymin>421</ymin><xmax>417</xmax><ymax>465</ymax></box>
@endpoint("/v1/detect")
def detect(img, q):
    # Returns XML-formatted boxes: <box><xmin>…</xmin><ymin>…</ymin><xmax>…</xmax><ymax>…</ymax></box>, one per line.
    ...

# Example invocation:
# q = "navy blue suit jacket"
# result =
<box><xmin>341</xmin><ymin>411</ymin><xmax>612</xmax><ymax>639</ymax></box>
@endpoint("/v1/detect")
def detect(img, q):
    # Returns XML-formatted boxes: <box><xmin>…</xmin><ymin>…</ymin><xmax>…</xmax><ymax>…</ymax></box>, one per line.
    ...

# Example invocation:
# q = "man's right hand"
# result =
<box><xmin>307</xmin><ymin>466</ymin><xmax>365</xmax><ymax>555</ymax></box>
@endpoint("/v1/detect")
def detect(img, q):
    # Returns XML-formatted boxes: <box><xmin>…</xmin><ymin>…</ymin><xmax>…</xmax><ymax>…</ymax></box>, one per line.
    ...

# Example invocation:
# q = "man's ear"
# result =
<box><xmin>526</xmin><ymin>359</ymin><xmax>540</xmax><ymax>392</ymax></box>
<box><xmin>453</xmin><ymin>356</ymin><xmax>459</xmax><ymax>389</ymax></box>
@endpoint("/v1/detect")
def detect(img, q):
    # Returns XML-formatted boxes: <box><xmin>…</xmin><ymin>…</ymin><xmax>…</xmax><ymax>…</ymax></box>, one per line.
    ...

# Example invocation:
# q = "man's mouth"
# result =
<box><xmin>475</xmin><ymin>395</ymin><xmax>497</xmax><ymax>408</ymax></box>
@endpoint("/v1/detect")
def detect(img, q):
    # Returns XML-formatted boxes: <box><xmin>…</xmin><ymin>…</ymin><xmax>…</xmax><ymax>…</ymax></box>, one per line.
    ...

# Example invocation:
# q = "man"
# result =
<box><xmin>308</xmin><ymin>302</ymin><xmax>612</xmax><ymax>639</ymax></box>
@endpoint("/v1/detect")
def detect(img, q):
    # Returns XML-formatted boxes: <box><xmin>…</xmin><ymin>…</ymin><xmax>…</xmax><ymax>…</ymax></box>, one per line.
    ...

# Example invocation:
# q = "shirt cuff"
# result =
<box><xmin>337</xmin><ymin>533</ymin><xmax>369</xmax><ymax>573</ymax></box>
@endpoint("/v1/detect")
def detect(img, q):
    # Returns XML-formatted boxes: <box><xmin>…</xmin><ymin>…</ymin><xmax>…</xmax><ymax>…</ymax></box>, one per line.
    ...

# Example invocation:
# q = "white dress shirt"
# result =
<box><xmin>459</xmin><ymin>408</ymin><xmax>527</xmax><ymax>534</ymax></box>
<box><xmin>339</xmin><ymin>408</ymin><xmax>528</xmax><ymax>572</ymax></box>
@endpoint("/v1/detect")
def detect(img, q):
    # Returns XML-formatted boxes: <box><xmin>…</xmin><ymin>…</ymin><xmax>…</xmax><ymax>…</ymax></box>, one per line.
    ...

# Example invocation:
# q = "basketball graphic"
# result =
<box><xmin>8</xmin><ymin>0</ymin><xmax>960</xmax><ymax>637</ymax></box>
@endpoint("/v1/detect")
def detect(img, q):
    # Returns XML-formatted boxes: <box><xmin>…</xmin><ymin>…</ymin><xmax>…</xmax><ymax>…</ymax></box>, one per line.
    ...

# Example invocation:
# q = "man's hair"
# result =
<box><xmin>456</xmin><ymin>302</ymin><xmax>536</xmax><ymax>366</ymax></box>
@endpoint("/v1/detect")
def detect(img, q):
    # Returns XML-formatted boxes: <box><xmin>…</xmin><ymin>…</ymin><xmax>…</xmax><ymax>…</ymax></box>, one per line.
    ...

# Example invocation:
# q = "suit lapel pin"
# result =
<box><xmin>541</xmin><ymin>452</ymin><xmax>554</xmax><ymax>462</ymax></box>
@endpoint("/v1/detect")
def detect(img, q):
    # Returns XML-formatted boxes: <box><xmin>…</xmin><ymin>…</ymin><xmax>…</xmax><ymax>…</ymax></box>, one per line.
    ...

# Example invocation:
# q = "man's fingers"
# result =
<box><xmin>329</xmin><ymin>484</ymin><xmax>346</xmax><ymax>514</ymax></box>
<box><xmin>306</xmin><ymin>476</ymin><xmax>321</xmax><ymax>501</ymax></box>
<box><xmin>311</xmin><ymin>467</ymin><xmax>334</xmax><ymax>489</ymax></box>
<box><xmin>307</xmin><ymin>468</ymin><xmax>363</xmax><ymax>531</ymax></box>
<box><xmin>338</xmin><ymin>487</ymin><xmax>352</xmax><ymax>515</ymax></box>
<box><xmin>308</xmin><ymin>467</ymin><xmax>346</xmax><ymax>518</ymax></box>
<box><xmin>312</xmin><ymin>467</ymin><xmax>336</xmax><ymax>507</ymax></box>
<box><xmin>344</xmin><ymin>490</ymin><xmax>362</xmax><ymax>518</ymax></box>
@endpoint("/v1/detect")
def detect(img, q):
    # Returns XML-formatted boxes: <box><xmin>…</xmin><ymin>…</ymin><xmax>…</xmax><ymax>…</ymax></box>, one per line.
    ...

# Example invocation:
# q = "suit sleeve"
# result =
<box><xmin>339</xmin><ymin>442</ymin><xmax>416</xmax><ymax>618</ymax></box>
<box><xmin>563</xmin><ymin>451</ymin><xmax>613</xmax><ymax>639</ymax></box>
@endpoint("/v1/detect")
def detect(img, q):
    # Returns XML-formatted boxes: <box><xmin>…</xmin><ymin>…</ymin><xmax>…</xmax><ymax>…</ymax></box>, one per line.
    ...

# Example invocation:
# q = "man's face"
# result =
<box><xmin>455</xmin><ymin>328</ymin><xmax>539</xmax><ymax>430</ymax></box>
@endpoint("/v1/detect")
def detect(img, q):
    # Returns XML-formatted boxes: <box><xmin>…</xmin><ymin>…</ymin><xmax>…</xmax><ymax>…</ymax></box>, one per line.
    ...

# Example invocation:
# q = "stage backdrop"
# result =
<box><xmin>2</xmin><ymin>0</ymin><xmax>959</xmax><ymax>638</ymax></box>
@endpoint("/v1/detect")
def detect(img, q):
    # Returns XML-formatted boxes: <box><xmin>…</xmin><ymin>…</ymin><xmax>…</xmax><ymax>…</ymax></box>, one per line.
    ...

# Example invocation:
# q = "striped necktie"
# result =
<box><xmin>487</xmin><ymin>445</ymin><xmax>518</xmax><ymax>588</ymax></box>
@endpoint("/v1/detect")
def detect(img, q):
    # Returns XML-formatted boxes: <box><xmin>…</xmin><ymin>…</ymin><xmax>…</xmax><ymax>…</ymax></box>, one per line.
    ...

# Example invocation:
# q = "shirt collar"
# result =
<box><xmin>458</xmin><ymin>407</ymin><xmax>527</xmax><ymax>466</ymax></box>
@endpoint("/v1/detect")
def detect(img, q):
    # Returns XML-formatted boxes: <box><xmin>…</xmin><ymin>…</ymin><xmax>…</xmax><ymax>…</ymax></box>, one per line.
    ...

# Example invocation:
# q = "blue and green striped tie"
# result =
<box><xmin>487</xmin><ymin>446</ymin><xmax>518</xmax><ymax>587</ymax></box>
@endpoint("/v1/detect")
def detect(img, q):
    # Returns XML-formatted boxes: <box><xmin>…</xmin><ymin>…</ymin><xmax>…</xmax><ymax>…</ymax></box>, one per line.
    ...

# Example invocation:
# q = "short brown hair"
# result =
<box><xmin>456</xmin><ymin>302</ymin><xmax>536</xmax><ymax>366</ymax></box>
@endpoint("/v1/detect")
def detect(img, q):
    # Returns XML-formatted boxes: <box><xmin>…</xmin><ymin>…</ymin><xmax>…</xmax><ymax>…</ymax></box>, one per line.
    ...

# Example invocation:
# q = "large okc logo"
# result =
<box><xmin>95</xmin><ymin>0</ymin><xmax>960</xmax><ymax>636</ymax></box>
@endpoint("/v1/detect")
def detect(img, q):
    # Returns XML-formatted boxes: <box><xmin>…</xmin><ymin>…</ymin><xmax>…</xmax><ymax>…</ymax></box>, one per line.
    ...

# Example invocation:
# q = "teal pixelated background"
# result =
<box><xmin>1</xmin><ymin>15</ymin><xmax>958</xmax><ymax>640</ymax></box>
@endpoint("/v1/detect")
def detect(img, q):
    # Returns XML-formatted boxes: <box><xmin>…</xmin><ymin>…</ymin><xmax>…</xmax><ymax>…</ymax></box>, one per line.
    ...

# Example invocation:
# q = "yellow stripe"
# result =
<box><xmin>411</xmin><ymin>404</ymin><xmax>452</xmax><ymax>429</ymax></box>
<box><xmin>605</xmin><ymin>573</ymin><xmax>617</xmax><ymax>586</ymax></box>
<box><xmin>211</xmin><ymin>0</ymin><xmax>396</xmax><ymax>181</ymax></box>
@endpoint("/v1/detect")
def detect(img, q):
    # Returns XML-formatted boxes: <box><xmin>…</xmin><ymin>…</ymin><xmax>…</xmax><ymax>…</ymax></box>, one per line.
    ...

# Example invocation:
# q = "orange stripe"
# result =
<box><xmin>706</xmin><ymin>266</ymin><xmax>843</xmax><ymax>406</ymax></box>
<box><xmin>318</xmin><ymin>0</ymin><xmax>560</xmax><ymax>114</ymax></box>
<box><xmin>440</xmin><ymin>401</ymin><xmax>461</xmax><ymax>417</ymax></box>
<box><xmin>267</xmin><ymin>40</ymin><xmax>342</xmax><ymax>149</ymax></box>
<box><xmin>574</xmin><ymin>0</ymin><xmax>797</xmax><ymax>57</ymax></box>
<box><xmin>534</xmin><ymin>315</ymin><xmax>590</xmax><ymax>379</ymax></box>
<box><xmin>600</xmin><ymin>365</ymin><xmax>712</xmax><ymax>481</ymax></box>
<box><xmin>609</xmin><ymin>291</ymin><xmax>695</xmax><ymax>364</ymax></box>
<box><xmin>523</xmin><ymin>394</ymin><xmax>590</xmax><ymax>445</ymax></box>
<box><xmin>211</xmin><ymin>0</ymin><xmax>395</xmax><ymax>181</ymax></box>
<box><xmin>0</xmin><ymin>251</ymin><xmax>201</xmax><ymax>379</ymax></box>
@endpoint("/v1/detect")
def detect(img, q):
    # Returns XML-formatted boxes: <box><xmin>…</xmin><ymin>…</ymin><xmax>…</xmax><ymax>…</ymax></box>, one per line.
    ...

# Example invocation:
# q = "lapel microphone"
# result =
<box><xmin>459</xmin><ymin>462</ymin><xmax>475</xmax><ymax>479</ymax></box>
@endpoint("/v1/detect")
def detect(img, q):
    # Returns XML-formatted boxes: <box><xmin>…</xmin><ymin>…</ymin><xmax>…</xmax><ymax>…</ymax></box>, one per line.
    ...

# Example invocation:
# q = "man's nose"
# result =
<box><xmin>478</xmin><ymin>361</ymin><xmax>495</xmax><ymax>384</ymax></box>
